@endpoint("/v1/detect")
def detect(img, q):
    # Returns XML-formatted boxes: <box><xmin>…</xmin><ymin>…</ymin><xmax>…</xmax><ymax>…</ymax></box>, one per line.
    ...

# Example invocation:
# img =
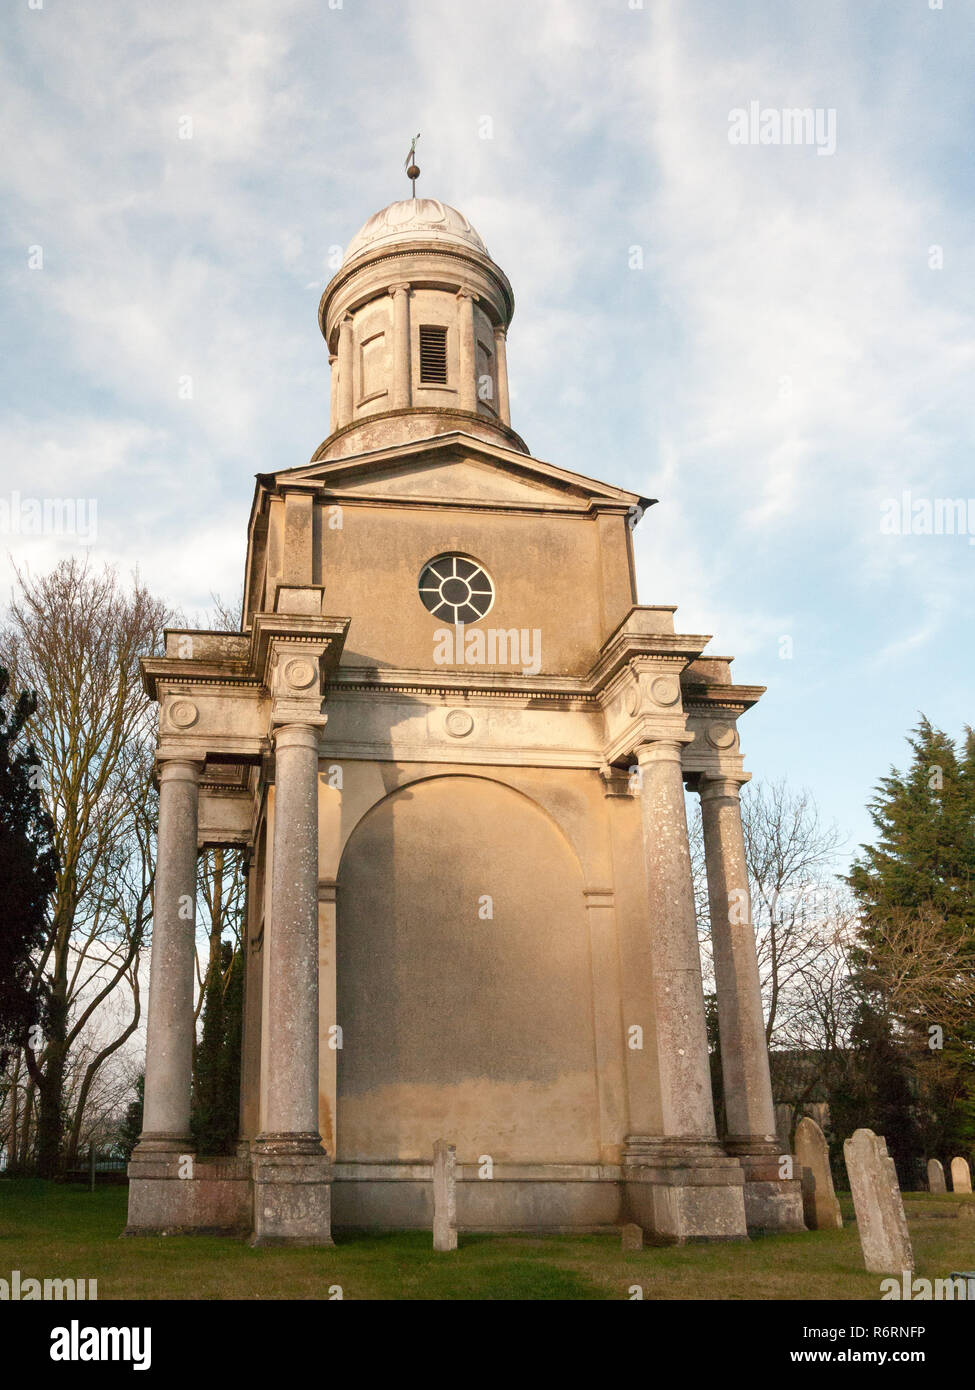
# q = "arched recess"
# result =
<box><xmin>335</xmin><ymin>773</ymin><xmax>601</xmax><ymax>1164</ymax></box>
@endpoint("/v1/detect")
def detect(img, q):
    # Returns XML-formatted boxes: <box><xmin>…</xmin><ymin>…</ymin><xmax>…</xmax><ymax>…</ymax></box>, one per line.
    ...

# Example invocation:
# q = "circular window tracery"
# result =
<box><xmin>418</xmin><ymin>554</ymin><xmax>494</xmax><ymax>624</ymax></box>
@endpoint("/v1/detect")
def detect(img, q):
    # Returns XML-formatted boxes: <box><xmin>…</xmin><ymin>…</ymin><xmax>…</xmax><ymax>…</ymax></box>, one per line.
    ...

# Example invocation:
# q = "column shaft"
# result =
<box><xmin>328</xmin><ymin>354</ymin><xmax>339</xmax><ymax>435</ymax></box>
<box><xmin>337</xmin><ymin>316</ymin><xmax>354</xmax><ymax>428</ymax></box>
<box><xmin>456</xmin><ymin>289</ymin><xmax>477</xmax><ymax>412</ymax></box>
<box><xmin>493</xmin><ymin>325</ymin><xmax>511</xmax><ymax>424</ymax></box>
<box><xmin>699</xmin><ymin>775</ymin><xmax>777</xmax><ymax>1151</ymax></box>
<box><xmin>263</xmin><ymin>722</ymin><xmax>322</xmax><ymax>1138</ymax></box>
<box><xmin>636</xmin><ymin>740</ymin><xmax>717</xmax><ymax>1141</ymax></box>
<box><xmin>139</xmin><ymin>759</ymin><xmax>200</xmax><ymax>1147</ymax></box>
<box><xmin>390</xmin><ymin>283</ymin><xmax>412</xmax><ymax>409</ymax></box>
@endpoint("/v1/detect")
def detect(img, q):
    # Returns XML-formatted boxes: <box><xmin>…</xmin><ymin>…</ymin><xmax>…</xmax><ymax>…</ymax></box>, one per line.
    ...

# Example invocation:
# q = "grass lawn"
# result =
<box><xmin>1</xmin><ymin>1180</ymin><xmax>973</xmax><ymax>1300</ymax></box>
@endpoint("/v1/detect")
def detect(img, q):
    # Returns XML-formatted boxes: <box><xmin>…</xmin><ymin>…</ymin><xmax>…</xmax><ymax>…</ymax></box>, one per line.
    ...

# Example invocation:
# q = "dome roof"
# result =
<box><xmin>343</xmin><ymin>198</ymin><xmax>489</xmax><ymax>265</ymax></box>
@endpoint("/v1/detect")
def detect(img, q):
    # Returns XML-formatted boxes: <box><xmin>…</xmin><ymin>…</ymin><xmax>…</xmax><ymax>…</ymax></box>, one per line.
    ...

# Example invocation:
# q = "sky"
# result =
<box><xmin>1</xmin><ymin>0</ymin><xmax>973</xmax><ymax>861</ymax></box>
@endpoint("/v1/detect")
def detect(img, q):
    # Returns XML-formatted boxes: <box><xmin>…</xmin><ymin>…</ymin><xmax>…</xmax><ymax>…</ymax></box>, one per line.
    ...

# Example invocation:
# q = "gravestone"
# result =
<box><xmin>950</xmin><ymin>1156</ymin><xmax>972</xmax><ymax>1194</ymax></box>
<box><xmin>795</xmin><ymin>1117</ymin><xmax>842</xmax><ymax>1230</ymax></box>
<box><xmin>843</xmin><ymin>1128</ymin><xmax>914</xmax><ymax>1275</ymax></box>
<box><xmin>621</xmin><ymin>1222</ymin><xmax>644</xmax><ymax>1250</ymax></box>
<box><xmin>926</xmin><ymin>1158</ymin><xmax>946</xmax><ymax>1194</ymax></box>
<box><xmin>432</xmin><ymin>1139</ymin><xmax>458</xmax><ymax>1251</ymax></box>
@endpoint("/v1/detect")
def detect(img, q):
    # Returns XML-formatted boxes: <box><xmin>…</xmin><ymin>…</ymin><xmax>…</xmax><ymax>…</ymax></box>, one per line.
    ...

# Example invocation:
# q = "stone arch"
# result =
<box><xmin>335</xmin><ymin>773</ymin><xmax>601</xmax><ymax>1164</ymax></box>
<box><xmin>337</xmin><ymin>768</ymin><xmax>591</xmax><ymax>879</ymax></box>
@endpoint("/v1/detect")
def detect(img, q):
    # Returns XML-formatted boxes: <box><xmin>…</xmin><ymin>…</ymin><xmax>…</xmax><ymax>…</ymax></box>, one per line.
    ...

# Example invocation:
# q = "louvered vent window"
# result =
<box><xmin>419</xmin><ymin>325</ymin><xmax>449</xmax><ymax>384</ymax></box>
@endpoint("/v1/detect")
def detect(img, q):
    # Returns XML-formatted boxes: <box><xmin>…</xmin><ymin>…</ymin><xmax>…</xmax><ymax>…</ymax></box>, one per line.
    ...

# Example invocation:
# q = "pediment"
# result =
<box><xmin>272</xmin><ymin>433</ymin><xmax>647</xmax><ymax>513</ymax></box>
<box><xmin>321</xmin><ymin>455</ymin><xmax>581</xmax><ymax>505</ymax></box>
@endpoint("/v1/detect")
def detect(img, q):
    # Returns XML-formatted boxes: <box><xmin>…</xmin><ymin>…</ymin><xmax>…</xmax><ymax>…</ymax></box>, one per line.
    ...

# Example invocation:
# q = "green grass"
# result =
<box><xmin>1</xmin><ymin>1180</ymin><xmax>973</xmax><ymax>1300</ymax></box>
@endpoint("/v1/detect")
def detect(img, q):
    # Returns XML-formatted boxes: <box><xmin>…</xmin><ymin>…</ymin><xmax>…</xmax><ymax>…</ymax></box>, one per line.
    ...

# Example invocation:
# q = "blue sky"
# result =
<box><xmin>2</xmin><ymin>0</ymin><xmax>973</xmax><ymax>859</ymax></box>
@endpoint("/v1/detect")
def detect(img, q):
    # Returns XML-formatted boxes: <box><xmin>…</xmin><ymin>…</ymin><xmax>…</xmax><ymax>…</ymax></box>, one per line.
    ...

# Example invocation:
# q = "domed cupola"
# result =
<box><xmin>343</xmin><ymin>198</ymin><xmax>490</xmax><ymax>264</ymax></box>
<box><xmin>314</xmin><ymin>186</ymin><xmax>525</xmax><ymax>462</ymax></box>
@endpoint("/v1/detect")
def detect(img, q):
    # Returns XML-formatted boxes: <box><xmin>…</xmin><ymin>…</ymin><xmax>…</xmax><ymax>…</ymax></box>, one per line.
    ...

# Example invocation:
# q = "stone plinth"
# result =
<box><xmin>623</xmin><ymin>1138</ymin><xmax>748</xmax><ymax>1243</ymax></box>
<box><xmin>125</xmin><ymin>1152</ymin><xmax>251</xmax><ymax>1236</ymax></box>
<box><xmin>733</xmin><ymin>1149</ymin><xmax>806</xmax><ymax>1233</ymax></box>
<box><xmin>250</xmin><ymin>1135</ymin><xmax>333</xmax><ymax>1247</ymax></box>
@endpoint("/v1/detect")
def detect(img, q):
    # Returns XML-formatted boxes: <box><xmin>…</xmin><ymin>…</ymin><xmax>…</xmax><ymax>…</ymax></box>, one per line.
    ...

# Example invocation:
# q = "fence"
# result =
<box><xmin>62</xmin><ymin>1149</ymin><xmax>129</xmax><ymax>1187</ymax></box>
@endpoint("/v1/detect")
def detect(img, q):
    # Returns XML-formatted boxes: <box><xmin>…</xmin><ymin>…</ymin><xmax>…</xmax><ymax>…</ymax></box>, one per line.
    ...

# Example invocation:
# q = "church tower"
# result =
<box><xmin>126</xmin><ymin>186</ymin><xmax>805</xmax><ymax>1247</ymax></box>
<box><xmin>318</xmin><ymin>198</ymin><xmax>521</xmax><ymax>460</ymax></box>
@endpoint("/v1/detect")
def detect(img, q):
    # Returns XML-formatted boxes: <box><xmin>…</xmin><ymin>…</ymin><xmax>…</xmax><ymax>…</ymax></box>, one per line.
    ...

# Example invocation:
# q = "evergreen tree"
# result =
<box><xmin>117</xmin><ymin>1073</ymin><xmax>144</xmax><ymax>1160</ymax></box>
<box><xmin>191</xmin><ymin>943</ymin><xmax>243</xmax><ymax>1155</ymax></box>
<box><xmin>827</xmin><ymin>1001</ymin><xmax>923</xmax><ymax>1187</ymax></box>
<box><xmin>845</xmin><ymin>718</ymin><xmax>975</xmax><ymax>1168</ymax></box>
<box><xmin>0</xmin><ymin>668</ymin><xmax>57</xmax><ymax>1068</ymax></box>
<box><xmin>704</xmin><ymin>991</ymin><xmax>726</xmax><ymax>1137</ymax></box>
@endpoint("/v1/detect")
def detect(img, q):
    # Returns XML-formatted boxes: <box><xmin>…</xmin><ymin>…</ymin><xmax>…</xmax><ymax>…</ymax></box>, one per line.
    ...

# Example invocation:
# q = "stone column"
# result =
<box><xmin>696</xmin><ymin>770</ymin><xmax>804</xmax><ymax>1233</ymax></box>
<box><xmin>623</xmin><ymin>738</ymin><xmax>747</xmax><ymax>1241</ymax></box>
<box><xmin>636</xmin><ymin>739</ymin><xmax>717</xmax><ymax>1141</ymax></box>
<box><xmin>456</xmin><ymin>287</ymin><xmax>478</xmax><ymax>413</ymax></box>
<box><xmin>125</xmin><ymin>756</ymin><xmax>201</xmax><ymax>1234</ymax></box>
<box><xmin>317</xmin><ymin>881</ymin><xmax>337</xmax><ymax>1157</ymax></box>
<box><xmin>251</xmin><ymin>721</ymin><xmax>333</xmax><ymax>1245</ymax></box>
<box><xmin>698</xmin><ymin>773</ymin><xmax>777</xmax><ymax>1155</ymax></box>
<box><xmin>389</xmin><ymin>282</ymin><xmax>412</xmax><ymax>409</ymax></box>
<box><xmin>328</xmin><ymin>353</ymin><xmax>339</xmax><ymax>435</ymax></box>
<box><xmin>493</xmin><ymin>324</ymin><xmax>511</xmax><ymax>425</ymax></box>
<box><xmin>138</xmin><ymin>758</ymin><xmax>201</xmax><ymax>1152</ymax></box>
<box><xmin>336</xmin><ymin>315</ymin><xmax>354</xmax><ymax>428</ymax></box>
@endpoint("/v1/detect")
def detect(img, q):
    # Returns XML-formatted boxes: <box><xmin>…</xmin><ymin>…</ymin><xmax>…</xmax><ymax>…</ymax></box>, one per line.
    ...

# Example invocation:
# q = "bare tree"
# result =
<box><xmin>1</xmin><ymin>558</ymin><xmax>168</xmax><ymax>1174</ymax></box>
<box><xmin>692</xmin><ymin>778</ymin><xmax>856</xmax><ymax>1137</ymax></box>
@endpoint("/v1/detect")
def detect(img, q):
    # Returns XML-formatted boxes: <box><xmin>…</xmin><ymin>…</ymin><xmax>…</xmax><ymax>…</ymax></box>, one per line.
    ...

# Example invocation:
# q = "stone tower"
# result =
<box><xmin>126</xmin><ymin>193</ymin><xmax>804</xmax><ymax>1245</ymax></box>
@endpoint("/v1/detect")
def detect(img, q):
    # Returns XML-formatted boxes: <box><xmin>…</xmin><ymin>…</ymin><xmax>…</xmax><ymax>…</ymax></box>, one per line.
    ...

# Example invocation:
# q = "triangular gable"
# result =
<box><xmin>269</xmin><ymin>432</ymin><xmax>649</xmax><ymax>511</ymax></box>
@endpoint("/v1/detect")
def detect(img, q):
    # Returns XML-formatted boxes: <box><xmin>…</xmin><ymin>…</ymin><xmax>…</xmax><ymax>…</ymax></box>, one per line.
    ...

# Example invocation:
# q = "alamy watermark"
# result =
<box><xmin>881</xmin><ymin>491</ymin><xmax>975</xmax><ymax>543</ymax></box>
<box><xmin>0</xmin><ymin>492</ymin><xmax>98</xmax><ymax>543</ymax></box>
<box><xmin>433</xmin><ymin>623</ymin><xmax>542</xmax><ymax>676</ymax></box>
<box><xmin>1</xmin><ymin>1268</ymin><xmax>97</xmax><ymax>1299</ymax></box>
<box><xmin>728</xmin><ymin>102</ymin><xmax>836</xmax><ymax>156</ymax></box>
<box><xmin>881</xmin><ymin>1271</ymin><xmax>974</xmax><ymax>1301</ymax></box>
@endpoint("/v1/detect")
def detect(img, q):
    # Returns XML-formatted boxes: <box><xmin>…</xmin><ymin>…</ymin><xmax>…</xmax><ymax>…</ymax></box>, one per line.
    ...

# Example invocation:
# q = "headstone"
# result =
<box><xmin>843</xmin><ymin>1128</ymin><xmax>914</xmax><ymax>1275</ymax></box>
<box><xmin>927</xmin><ymin>1158</ymin><xmax>947</xmax><ymax>1194</ymax></box>
<box><xmin>950</xmin><ymin>1157</ymin><xmax>972</xmax><ymax>1194</ymax></box>
<box><xmin>432</xmin><ymin>1139</ymin><xmax>457</xmax><ymax>1251</ymax></box>
<box><xmin>621</xmin><ymin>1222</ymin><xmax>644</xmax><ymax>1250</ymax></box>
<box><xmin>795</xmin><ymin>1117</ymin><xmax>842</xmax><ymax>1229</ymax></box>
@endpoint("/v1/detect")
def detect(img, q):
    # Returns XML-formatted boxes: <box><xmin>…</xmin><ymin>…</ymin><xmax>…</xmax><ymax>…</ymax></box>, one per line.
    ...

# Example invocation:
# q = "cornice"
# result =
<box><xmin>319</xmin><ymin>241</ymin><xmax>515</xmax><ymax>336</ymax></box>
<box><xmin>308</xmin><ymin>408</ymin><xmax>529</xmax><ymax>463</ymax></box>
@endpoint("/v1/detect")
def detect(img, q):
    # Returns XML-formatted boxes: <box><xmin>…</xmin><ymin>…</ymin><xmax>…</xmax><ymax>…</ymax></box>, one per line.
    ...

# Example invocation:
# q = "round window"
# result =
<box><xmin>418</xmin><ymin>554</ymin><xmax>494</xmax><ymax>624</ymax></box>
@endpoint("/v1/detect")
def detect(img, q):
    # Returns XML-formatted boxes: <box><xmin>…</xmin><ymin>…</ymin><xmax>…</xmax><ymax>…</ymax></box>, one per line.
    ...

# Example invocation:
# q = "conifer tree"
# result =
<box><xmin>0</xmin><ymin>668</ymin><xmax>57</xmax><ymax>1068</ymax></box>
<box><xmin>846</xmin><ymin>718</ymin><xmax>975</xmax><ymax>1170</ymax></box>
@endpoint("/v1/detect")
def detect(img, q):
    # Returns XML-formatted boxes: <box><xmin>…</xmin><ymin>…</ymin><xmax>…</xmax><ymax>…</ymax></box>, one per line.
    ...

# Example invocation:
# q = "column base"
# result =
<box><xmin>622</xmin><ymin>1136</ymin><xmax>749</xmax><ymax>1243</ymax></box>
<box><xmin>124</xmin><ymin>1137</ymin><xmax>251</xmax><ymax>1236</ymax></box>
<box><xmin>250</xmin><ymin>1132</ymin><xmax>334</xmax><ymax>1247</ymax></box>
<box><xmin>728</xmin><ymin>1142</ymin><xmax>807</xmax><ymax>1233</ymax></box>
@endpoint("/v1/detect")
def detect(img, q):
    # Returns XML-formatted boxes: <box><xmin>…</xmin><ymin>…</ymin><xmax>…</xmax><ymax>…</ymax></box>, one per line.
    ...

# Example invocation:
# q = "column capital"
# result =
<box><xmin>328</xmin><ymin>352</ymin><xmax>338</xmax><ymax>365</ymax></box>
<box><xmin>271</xmin><ymin>720</ymin><xmax>324</xmax><ymax>751</ymax></box>
<box><xmin>455</xmin><ymin>285</ymin><xmax>478</xmax><ymax>302</ymax></box>
<box><xmin>634</xmin><ymin>733</ymin><xmax>694</xmax><ymax>765</ymax></box>
<box><xmin>698</xmin><ymin>771</ymin><xmax>749</xmax><ymax>803</ymax></box>
<box><xmin>388</xmin><ymin>280</ymin><xmax>411</xmax><ymax>296</ymax></box>
<box><xmin>493</xmin><ymin>323</ymin><xmax>507</xmax><ymax>340</ymax></box>
<box><xmin>156</xmin><ymin>756</ymin><xmax>204</xmax><ymax>784</ymax></box>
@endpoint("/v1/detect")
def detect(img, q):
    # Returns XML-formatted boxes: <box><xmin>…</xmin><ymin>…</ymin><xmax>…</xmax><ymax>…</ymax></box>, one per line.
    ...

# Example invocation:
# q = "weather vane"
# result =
<box><xmin>405</xmin><ymin>132</ymin><xmax>420</xmax><ymax>197</ymax></box>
